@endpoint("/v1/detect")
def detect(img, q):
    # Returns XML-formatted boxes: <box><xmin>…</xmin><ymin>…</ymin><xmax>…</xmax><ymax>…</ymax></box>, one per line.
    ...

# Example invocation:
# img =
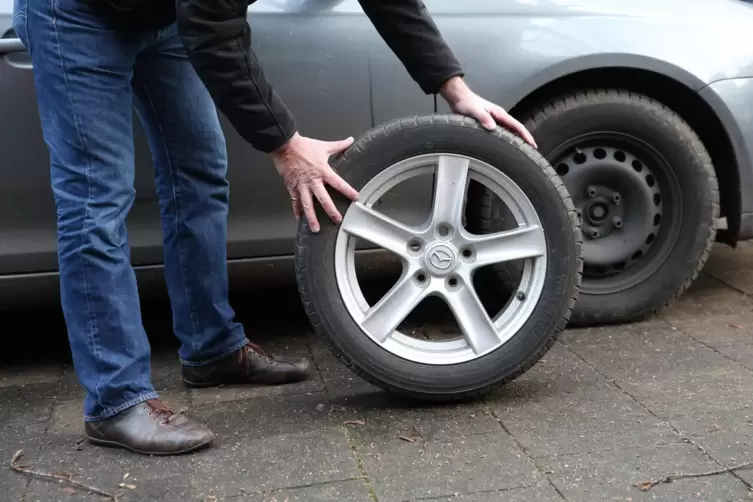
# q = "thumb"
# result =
<box><xmin>326</xmin><ymin>136</ymin><xmax>355</xmax><ymax>154</ymax></box>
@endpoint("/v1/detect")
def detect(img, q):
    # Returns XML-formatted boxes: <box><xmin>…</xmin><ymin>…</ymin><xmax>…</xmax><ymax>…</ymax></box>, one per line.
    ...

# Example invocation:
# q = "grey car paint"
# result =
<box><xmin>1</xmin><ymin>0</ymin><xmax>753</xmax><ymax>307</ymax></box>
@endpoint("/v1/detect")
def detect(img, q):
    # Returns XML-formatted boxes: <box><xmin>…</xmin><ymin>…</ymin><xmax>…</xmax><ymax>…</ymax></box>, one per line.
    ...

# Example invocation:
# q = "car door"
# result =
<box><xmin>0</xmin><ymin>23</ymin><xmax>61</xmax><ymax>276</ymax></box>
<box><xmin>225</xmin><ymin>0</ymin><xmax>441</xmax><ymax>258</ymax></box>
<box><xmin>0</xmin><ymin>19</ymin><xmax>167</xmax><ymax>273</ymax></box>
<box><xmin>223</xmin><ymin>0</ymin><xmax>377</xmax><ymax>260</ymax></box>
<box><xmin>0</xmin><ymin>0</ymin><xmax>435</xmax><ymax>277</ymax></box>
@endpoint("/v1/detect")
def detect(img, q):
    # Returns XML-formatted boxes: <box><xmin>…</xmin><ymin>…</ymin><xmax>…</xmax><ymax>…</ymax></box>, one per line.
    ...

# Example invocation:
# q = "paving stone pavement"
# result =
<box><xmin>3</xmin><ymin>243</ymin><xmax>753</xmax><ymax>501</ymax></box>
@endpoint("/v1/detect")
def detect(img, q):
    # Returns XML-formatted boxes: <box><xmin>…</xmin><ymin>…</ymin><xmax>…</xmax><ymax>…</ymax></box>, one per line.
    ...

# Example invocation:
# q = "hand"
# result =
<box><xmin>439</xmin><ymin>76</ymin><xmax>537</xmax><ymax>148</ymax></box>
<box><xmin>271</xmin><ymin>132</ymin><xmax>359</xmax><ymax>233</ymax></box>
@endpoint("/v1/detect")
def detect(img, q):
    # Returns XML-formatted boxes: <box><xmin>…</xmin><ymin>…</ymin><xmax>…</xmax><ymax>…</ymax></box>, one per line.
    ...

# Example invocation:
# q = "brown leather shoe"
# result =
<box><xmin>84</xmin><ymin>399</ymin><xmax>214</xmax><ymax>455</ymax></box>
<box><xmin>182</xmin><ymin>341</ymin><xmax>311</xmax><ymax>388</ymax></box>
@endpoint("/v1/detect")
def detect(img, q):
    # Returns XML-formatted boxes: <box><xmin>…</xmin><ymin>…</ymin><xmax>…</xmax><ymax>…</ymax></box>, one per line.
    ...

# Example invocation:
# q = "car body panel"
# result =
<box><xmin>1</xmin><ymin>0</ymin><xmax>753</xmax><ymax>289</ymax></box>
<box><xmin>700</xmin><ymin>77</ymin><xmax>753</xmax><ymax>236</ymax></box>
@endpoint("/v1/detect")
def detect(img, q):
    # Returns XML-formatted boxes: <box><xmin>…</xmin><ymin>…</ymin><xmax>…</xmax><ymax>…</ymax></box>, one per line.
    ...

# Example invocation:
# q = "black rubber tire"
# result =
<box><xmin>294</xmin><ymin>114</ymin><xmax>583</xmax><ymax>401</ymax></box>
<box><xmin>476</xmin><ymin>90</ymin><xmax>719</xmax><ymax>326</ymax></box>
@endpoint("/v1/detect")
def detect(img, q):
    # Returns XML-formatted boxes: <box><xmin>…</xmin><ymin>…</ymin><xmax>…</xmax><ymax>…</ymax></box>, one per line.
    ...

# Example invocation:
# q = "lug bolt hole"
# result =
<box><xmin>415</xmin><ymin>272</ymin><xmax>428</xmax><ymax>284</ymax></box>
<box><xmin>460</xmin><ymin>247</ymin><xmax>474</xmax><ymax>260</ymax></box>
<box><xmin>613</xmin><ymin>193</ymin><xmax>621</xmax><ymax>203</ymax></box>
<box><xmin>447</xmin><ymin>276</ymin><xmax>460</xmax><ymax>289</ymax></box>
<box><xmin>407</xmin><ymin>239</ymin><xmax>423</xmax><ymax>254</ymax></box>
<box><xmin>591</xmin><ymin>230</ymin><xmax>600</xmax><ymax>239</ymax></box>
<box><xmin>587</xmin><ymin>186</ymin><xmax>597</xmax><ymax>197</ymax></box>
<box><xmin>436</xmin><ymin>223</ymin><xmax>452</xmax><ymax>238</ymax></box>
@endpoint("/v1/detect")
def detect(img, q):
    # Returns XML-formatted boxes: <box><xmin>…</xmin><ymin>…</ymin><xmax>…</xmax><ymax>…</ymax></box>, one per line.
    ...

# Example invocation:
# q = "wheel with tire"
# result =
<box><xmin>476</xmin><ymin>90</ymin><xmax>719</xmax><ymax>326</ymax></box>
<box><xmin>295</xmin><ymin>114</ymin><xmax>582</xmax><ymax>401</ymax></box>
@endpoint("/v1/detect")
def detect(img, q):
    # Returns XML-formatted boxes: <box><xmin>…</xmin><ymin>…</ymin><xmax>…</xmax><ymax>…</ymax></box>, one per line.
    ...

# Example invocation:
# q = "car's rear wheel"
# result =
<box><xmin>476</xmin><ymin>90</ymin><xmax>719</xmax><ymax>326</ymax></box>
<box><xmin>295</xmin><ymin>114</ymin><xmax>582</xmax><ymax>401</ymax></box>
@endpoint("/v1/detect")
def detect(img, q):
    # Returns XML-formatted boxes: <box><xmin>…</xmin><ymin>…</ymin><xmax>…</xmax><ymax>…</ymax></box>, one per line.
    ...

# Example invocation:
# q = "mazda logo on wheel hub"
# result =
<box><xmin>429</xmin><ymin>248</ymin><xmax>454</xmax><ymax>270</ymax></box>
<box><xmin>424</xmin><ymin>243</ymin><xmax>457</xmax><ymax>275</ymax></box>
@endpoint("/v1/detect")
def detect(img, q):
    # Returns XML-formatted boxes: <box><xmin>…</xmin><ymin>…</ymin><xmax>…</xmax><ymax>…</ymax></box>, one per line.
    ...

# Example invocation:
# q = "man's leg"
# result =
<box><xmin>19</xmin><ymin>0</ymin><xmax>213</xmax><ymax>454</ymax></box>
<box><xmin>131</xmin><ymin>25</ymin><xmax>310</xmax><ymax>385</ymax></box>
<box><xmin>22</xmin><ymin>0</ymin><xmax>156</xmax><ymax>420</ymax></box>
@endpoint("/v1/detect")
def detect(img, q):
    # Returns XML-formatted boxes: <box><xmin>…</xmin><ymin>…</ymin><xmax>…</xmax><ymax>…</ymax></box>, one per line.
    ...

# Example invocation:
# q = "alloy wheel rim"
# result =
<box><xmin>334</xmin><ymin>153</ymin><xmax>549</xmax><ymax>365</ymax></box>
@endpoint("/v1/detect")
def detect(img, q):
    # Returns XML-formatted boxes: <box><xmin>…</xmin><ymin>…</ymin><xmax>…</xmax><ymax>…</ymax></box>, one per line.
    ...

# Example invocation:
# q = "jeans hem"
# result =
<box><xmin>180</xmin><ymin>337</ymin><xmax>249</xmax><ymax>367</ymax></box>
<box><xmin>84</xmin><ymin>391</ymin><xmax>160</xmax><ymax>422</ymax></box>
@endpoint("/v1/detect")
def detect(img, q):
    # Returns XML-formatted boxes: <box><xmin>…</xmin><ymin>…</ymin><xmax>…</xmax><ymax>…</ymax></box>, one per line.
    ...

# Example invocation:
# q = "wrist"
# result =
<box><xmin>438</xmin><ymin>76</ymin><xmax>469</xmax><ymax>105</ymax></box>
<box><xmin>270</xmin><ymin>131</ymin><xmax>301</xmax><ymax>161</ymax></box>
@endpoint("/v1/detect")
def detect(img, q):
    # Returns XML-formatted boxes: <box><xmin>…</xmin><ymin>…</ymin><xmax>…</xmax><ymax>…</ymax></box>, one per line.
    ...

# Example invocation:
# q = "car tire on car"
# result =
<box><xmin>476</xmin><ymin>89</ymin><xmax>719</xmax><ymax>326</ymax></box>
<box><xmin>295</xmin><ymin>114</ymin><xmax>582</xmax><ymax>401</ymax></box>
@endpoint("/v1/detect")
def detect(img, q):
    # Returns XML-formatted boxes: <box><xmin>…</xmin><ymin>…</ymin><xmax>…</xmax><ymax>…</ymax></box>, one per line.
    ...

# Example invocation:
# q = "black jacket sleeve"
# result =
<box><xmin>176</xmin><ymin>0</ymin><xmax>297</xmax><ymax>153</ymax></box>
<box><xmin>358</xmin><ymin>0</ymin><xmax>465</xmax><ymax>95</ymax></box>
<box><xmin>175</xmin><ymin>0</ymin><xmax>464</xmax><ymax>153</ymax></box>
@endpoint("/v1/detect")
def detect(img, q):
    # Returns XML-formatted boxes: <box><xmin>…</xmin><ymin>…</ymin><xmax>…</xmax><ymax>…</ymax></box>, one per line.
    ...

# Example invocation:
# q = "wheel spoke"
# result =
<box><xmin>469</xmin><ymin>225</ymin><xmax>546</xmax><ymax>268</ymax></box>
<box><xmin>444</xmin><ymin>284</ymin><xmax>500</xmax><ymax>354</ymax></box>
<box><xmin>361</xmin><ymin>275</ymin><xmax>427</xmax><ymax>343</ymax></box>
<box><xmin>341</xmin><ymin>202</ymin><xmax>417</xmax><ymax>258</ymax></box>
<box><xmin>431</xmin><ymin>155</ymin><xmax>470</xmax><ymax>228</ymax></box>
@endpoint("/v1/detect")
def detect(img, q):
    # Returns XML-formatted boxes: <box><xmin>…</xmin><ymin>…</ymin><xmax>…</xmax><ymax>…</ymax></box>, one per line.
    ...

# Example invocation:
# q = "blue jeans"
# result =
<box><xmin>14</xmin><ymin>0</ymin><xmax>248</xmax><ymax>421</ymax></box>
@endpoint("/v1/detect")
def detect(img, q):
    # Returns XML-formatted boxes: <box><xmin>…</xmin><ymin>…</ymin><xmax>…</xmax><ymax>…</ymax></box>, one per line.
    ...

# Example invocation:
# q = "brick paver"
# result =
<box><xmin>4</xmin><ymin>243</ymin><xmax>753</xmax><ymax>501</ymax></box>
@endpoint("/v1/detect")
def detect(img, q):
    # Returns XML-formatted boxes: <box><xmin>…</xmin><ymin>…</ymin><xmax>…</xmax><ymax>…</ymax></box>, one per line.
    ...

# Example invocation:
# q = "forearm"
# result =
<box><xmin>358</xmin><ymin>0</ymin><xmax>464</xmax><ymax>95</ymax></box>
<box><xmin>176</xmin><ymin>0</ymin><xmax>296</xmax><ymax>153</ymax></box>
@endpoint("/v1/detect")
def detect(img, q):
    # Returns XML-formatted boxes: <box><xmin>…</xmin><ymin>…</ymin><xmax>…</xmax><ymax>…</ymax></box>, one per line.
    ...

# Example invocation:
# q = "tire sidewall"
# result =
<box><xmin>523</xmin><ymin>94</ymin><xmax>715</xmax><ymax>324</ymax></box>
<box><xmin>298</xmin><ymin>118</ymin><xmax>580</xmax><ymax>397</ymax></box>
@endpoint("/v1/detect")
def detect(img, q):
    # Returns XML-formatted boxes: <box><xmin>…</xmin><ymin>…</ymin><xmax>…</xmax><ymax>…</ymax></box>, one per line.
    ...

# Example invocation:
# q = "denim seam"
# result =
<box><xmin>12</xmin><ymin>13</ymin><xmax>28</xmax><ymax>50</ymax></box>
<box><xmin>137</xmin><ymin>81</ymin><xmax>201</xmax><ymax>347</ymax></box>
<box><xmin>51</xmin><ymin>0</ymin><xmax>104</xmax><ymax>403</ymax></box>
<box><xmin>83</xmin><ymin>391</ymin><xmax>159</xmax><ymax>422</ymax></box>
<box><xmin>180</xmin><ymin>337</ymin><xmax>248</xmax><ymax>367</ymax></box>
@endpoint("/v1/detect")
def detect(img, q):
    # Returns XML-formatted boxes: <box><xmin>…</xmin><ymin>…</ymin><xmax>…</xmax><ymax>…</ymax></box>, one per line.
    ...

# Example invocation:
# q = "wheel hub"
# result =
<box><xmin>554</xmin><ymin>145</ymin><xmax>663</xmax><ymax>276</ymax></box>
<box><xmin>423</xmin><ymin>242</ymin><xmax>458</xmax><ymax>276</ymax></box>
<box><xmin>587</xmin><ymin>202</ymin><xmax>608</xmax><ymax>223</ymax></box>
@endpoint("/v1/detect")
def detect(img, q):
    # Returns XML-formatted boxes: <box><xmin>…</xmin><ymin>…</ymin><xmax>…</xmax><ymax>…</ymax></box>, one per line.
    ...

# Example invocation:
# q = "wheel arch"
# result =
<box><xmin>505</xmin><ymin>61</ymin><xmax>742</xmax><ymax>244</ymax></box>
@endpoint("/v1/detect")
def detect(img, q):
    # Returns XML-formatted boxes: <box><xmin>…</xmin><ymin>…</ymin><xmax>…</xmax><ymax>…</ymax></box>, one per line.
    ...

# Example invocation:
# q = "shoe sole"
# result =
<box><xmin>182</xmin><ymin>378</ymin><xmax>221</xmax><ymax>389</ymax></box>
<box><xmin>85</xmin><ymin>434</ymin><xmax>214</xmax><ymax>456</ymax></box>
<box><xmin>182</xmin><ymin>377</ymin><xmax>309</xmax><ymax>388</ymax></box>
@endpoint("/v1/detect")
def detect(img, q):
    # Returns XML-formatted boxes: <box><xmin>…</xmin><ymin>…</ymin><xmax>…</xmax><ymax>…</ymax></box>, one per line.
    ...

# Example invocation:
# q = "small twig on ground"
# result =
<box><xmin>635</xmin><ymin>461</ymin><xmax>753</xmax><ymax>491</ymax></box>
<box><xmin>10</xmin><ymin>450</ymin><xmax>119</xmax><ymax>501</ymax></box>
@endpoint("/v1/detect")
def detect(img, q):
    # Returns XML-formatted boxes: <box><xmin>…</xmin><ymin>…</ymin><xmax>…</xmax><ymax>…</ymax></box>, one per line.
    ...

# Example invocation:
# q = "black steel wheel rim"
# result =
<box><xmin>550</xmin><ymin>132</ymin><xmax>683</xmax><ymax>295</ymax></box>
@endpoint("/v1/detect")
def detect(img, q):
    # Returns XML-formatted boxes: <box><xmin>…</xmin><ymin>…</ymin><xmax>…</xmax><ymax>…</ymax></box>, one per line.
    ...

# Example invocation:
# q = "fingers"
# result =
<box><xmin>325</xmin><ymin>170</ymin><xmax>359</xmax><ymax>201</ymax></box>
<box><xmin>473</xmin><ymin>108</ymin><xmax>497</xmax><ymax>131</ymax></box>
<box><xmin>287</xmin><ymin>187</ymin><xmax>302</xmax><ymax>220</ymax></box>
<box><xmin>299</xmin><ymin>186</ymin><xmax>321</xmax><ymax>233</ymax></box>
<box><xmin>489</xmin><ymin>106</ymin><xmax>538</xmax><ymax>148</ymax></box>
<box><xmin>299</xmin><ymin>178</ymin><xmax>350</xmax><ymax>233</ymax></box>
<box><xmin>325</xmin><ymin>136</ymin><xmax>355</xmax><ymax>155</ymax></box>
<box><xmin>311</xmin><ymin>179</ymin><xmax>344</xmax><ymax>226</ymax></box>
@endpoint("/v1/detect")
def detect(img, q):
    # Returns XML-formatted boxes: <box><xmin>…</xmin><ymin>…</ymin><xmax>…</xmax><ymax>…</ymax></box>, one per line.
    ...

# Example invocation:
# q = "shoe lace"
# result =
<box><xmin>145</xmin><ymin>399</ymin><xmax>183</xmax><ymax>424</ymax></box>
<box><xmin>238</xmin><ymin>341</ymin><xmax>274</xmax><ymax>365</ymax></box>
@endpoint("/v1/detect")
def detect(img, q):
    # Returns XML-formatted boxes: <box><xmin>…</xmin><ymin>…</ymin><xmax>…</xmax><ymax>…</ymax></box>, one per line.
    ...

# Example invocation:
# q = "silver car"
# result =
<box><xmin>1</xmin><ymin>0</ymin><xmax>752</xmax><ymax>329</ymax></box>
